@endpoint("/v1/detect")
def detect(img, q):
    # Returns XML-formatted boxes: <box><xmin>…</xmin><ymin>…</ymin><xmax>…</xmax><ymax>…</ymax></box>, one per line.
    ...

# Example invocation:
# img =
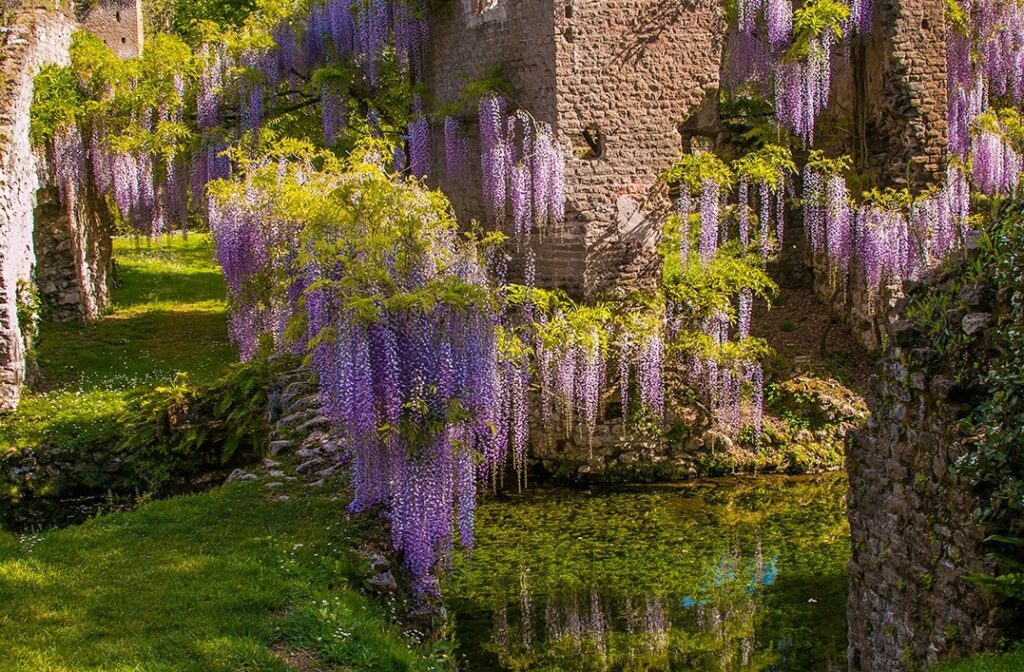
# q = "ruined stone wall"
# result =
<box><xmin>0</xmin><ymin>8</ymin><xmax>76</xmax><ymax>410</ymax></box>
<box><xmin>552</xmin><ymin>0</ymin><xmax>723</xmax><ymax>295</ymax></box>
<box><xmin>821</xmin><ymin>0</ymin><xmax>948</xmax><ymax>191</ymax></box>
<box><xmin>0</xmin><ymin>3</ymin><xmax>129</xmax><ymax>409</ymax></box>
<box><xmin>865</xmin><ymin>0</ymin><xmax>948</xmax><ymax>190</ymax></box>
<box><xmin>846</xmin><ymin>305</ymin><xmax>1009</xmax><ymax>670</ymax></box>
<box><xmin>424</xmin><ymin>0</ymin><xmax>723</xmax><ymax>296</ymax></box>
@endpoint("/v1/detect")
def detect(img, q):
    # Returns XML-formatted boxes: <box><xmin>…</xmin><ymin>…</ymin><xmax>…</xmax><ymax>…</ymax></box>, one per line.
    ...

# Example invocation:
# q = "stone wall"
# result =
<box><xmin>846</xmin><ymin>291</ymin><xmax>1010</xmax><ymax>670</ymax></box>
<box><xmin>33</xmin><ymin>186</ymin><xmax>113</xmax><ymax>322</ymax></box>
<box><xmin>865</xmin><ymin>0</ymin><xmax>948</xmax><ymax>190</ymax></box>
<box><xmin>0</xmin><ymin>7</ymin><xmax>76</xmax><ymax>410</ymax></box>
<box><xmin>821</xmin><ymin>0</ymin><xmax>948</xmax><ymax>191</ymax></box>
<box><xmin>422</xmin><ymin>0</ymin><xmax>571</xmax><ymax>287</ymax></box>
<box><xmin>0</xmin><ymin>2</ymin><xmax>132</xmax><ymax>409</ymax></box>
<box><xmin>424</xmin><ymin>0</ymin><xmax>723</xmax><ymax>297</ymax></box>
<box><xmin>552</xmin><ymin>0</ymin><xmax>723</xmax><ymax>294</ymax></box>
<box><xmin>426</xmin><ymin>0</ymin><xmax>950</xmax><ymax>298</ymax></box>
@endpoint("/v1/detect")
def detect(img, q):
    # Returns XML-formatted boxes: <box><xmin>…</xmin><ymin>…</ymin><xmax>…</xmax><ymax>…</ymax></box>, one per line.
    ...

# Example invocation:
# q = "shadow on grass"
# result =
<box><xmin>113</xmin><ymin>264</ymin><xmax>227</xmax><ymax>309</ymax></box>
<box><xmin>34</xmin><ymin>309</ymin><xmax>235</xmax><ymax>391</ymax></box>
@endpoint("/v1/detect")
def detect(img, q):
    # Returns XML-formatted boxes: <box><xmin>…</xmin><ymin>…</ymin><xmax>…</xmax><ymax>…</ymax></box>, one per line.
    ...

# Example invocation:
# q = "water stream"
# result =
<box><xmin>447</xmin><ymin>474</ymin><xmax>849</xmax><ymax>671</ymax></box>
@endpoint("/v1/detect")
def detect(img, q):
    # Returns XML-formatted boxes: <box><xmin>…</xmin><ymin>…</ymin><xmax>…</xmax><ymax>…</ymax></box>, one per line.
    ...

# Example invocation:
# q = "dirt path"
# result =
<box><xmin>752</xmin><ymin>283</ymin><xmax>874</xmax><ymax>398</ymax></box>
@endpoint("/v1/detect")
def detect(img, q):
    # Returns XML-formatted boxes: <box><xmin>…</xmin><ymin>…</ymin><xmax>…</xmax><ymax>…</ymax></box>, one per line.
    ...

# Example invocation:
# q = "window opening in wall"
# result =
<box><xmin>580</xmin><ymin>126</ymin><xmax>604</xmax><ymax>159</ymax></box>
<box><xmin>115</xmin><ymin>10</ymin><xmax>121</xmax><ymax>21</ymax></box>
<box><xmin>121</xmin><ymin>37</ymin><xmax>126</xmax><ymax>44</ymax></box>
<box><xmin>474</xmin><ymin>0</ymin><xmax>499</xmax><ymax>15</ymax></box>
<box><xmin>565</xmin><ymin>3</ymin><xmax>573</xmax><ymax>18</ymax></box>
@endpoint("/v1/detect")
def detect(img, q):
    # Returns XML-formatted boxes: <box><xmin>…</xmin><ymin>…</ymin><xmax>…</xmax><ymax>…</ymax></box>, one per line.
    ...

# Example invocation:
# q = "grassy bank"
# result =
<box><xmin>0</xmin><ymin>234</ymin><xmax>444</xmax><ymax>669</ymax></box>
<box><xmin>0</xmin><ymin>476</ymin><xmax>445</xmax><ymax>671</ymax></box>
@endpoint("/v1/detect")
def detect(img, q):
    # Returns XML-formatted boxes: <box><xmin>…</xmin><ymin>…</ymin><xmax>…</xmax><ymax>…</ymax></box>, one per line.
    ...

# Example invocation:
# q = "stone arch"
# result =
<box><xmin>0</xmin><ymin>7</ymin><xmax>119</xmax><ymax>411</ymax></box>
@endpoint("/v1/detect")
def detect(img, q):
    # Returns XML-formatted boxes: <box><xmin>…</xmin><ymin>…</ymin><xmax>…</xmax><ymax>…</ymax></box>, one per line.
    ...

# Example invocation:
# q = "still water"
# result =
<box><xmin>447</xmin><ymin>475</ymin><xmax>849</xmax><ymax>671</ymax></box>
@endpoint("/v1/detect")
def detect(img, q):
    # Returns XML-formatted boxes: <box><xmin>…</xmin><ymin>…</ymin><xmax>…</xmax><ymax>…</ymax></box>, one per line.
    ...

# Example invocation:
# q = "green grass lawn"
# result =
<box><xmin>0</xmin><ymin>234</ymin><xmax>443</xmax><ymax>670</ymax></box>
<box><xmin>934</xmin><ymin>652</ymin><xmax>1024</xmax><ymax>671</ymax></box>
<box><xmin>1</xmin><ymin>234</ymin><xmax>236</xmax><ymax>453</ymax></box>
<box><xmin>0</xmin><ymin>477</ymin><xmax>445</xmax><ymax>671</ymax></box>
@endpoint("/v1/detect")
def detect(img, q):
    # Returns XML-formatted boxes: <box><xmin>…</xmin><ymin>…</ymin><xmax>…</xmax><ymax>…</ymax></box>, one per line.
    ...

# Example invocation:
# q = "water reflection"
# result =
<box><xmin>448</xmin><ymin>476</ymin><xmax>848</xmax><ymax>671</ymax></box>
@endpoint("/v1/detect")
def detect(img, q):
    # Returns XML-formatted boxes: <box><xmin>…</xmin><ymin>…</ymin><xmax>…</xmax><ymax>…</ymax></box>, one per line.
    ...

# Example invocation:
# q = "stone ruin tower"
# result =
<box><xmin>424</xmin><ymin>0</ymin><xmax>950</xmax><ymax>299</ymax></box>
<box><xmin>0</xmin><ymin>0</ymin><xmax>142</xmax><ymax>411</ymax></box>
<box><xmin>424</xmin><ymin>0</ymin><xmax>724</xmax><ymax>297</ymax></box>
<box><xmin>80</xmin><ymin>0</ymin><xmax>145</xmax><ymax>58</ymax></box>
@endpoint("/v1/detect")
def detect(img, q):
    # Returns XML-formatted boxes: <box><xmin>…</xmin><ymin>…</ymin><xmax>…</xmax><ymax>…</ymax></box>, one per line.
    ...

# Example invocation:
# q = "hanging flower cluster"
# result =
<box><xmin>407</xmin><ymin>97</ymin><xmax>431</xmax><ymax>179</ymax></box>
<box><xmin>42</xmin><ymin>0</ymin><xmax>430</xmax><ymax>237</ymax></box>
<box><xmin>662</xmin><ymin>151</ymin><xmax>736</xmax><ymax>265</ymax></box>
<box><xmin>486</xmin><ymin>327</ymin><xmax>531</xmax><ymax>490</ymax></box>
<box><xmin>444</xmin><ymin>115</ymin><xmax>470</xmax><ymax>179</ymax></box>
<box><xmin>666</xmin><ymin>146</ymin><xmax>795</xmax><ymax>266</ymax></box>
<box><xmin>803</xmin><ymin>152</ymin><xmax>970</xmax><ymax>298</ymax></box>
<box><xmin>803</xmin><ymin>151</ymin><xmax>855</xmax><ymax>282</ymax></box>
<box><xmin>682</xmin><ymin>312</ymin><xmax>758</xmax><ymax>435</ymax></box>
<box><xmin>733</xmin><ymin>145</ymin><xmax>797</xmax><ymax>260</ymax></box>
<box><xmin>773</xmin><ymin>33</ymin><xmax>834</xmax><ymax>143</ymax></box>
<box><xmin>946</xmin><ymin>0</ymin><xmax>1024</xmax><ymax>159</ymax></box>
<box><xmin>616</xmin><ymin>310</ymin><xmax>667</xmax><ymax>425</ymax></box>
<box><xmin>210</xmin><ymin>149</ymin><xmax>503</xmax><ymax>595</ymax></box>
<box><xmin>529</xmin><ymin>301</ymin><xmax>611</xmax><ymax>442</ymax></box>
<box><xmin>970</xmin><ymin>111</ymin><xmax>1024</xmax><ymax>195</ymax></box>
<box><xmin>659</xmin><ymin>148</ymin><xmax>788</xmax><ymax>434</ymax></box>
<box><xmin>478</xmin><ymin>94</ymin><xmax>566</xmax><ymax>240</ymax></box>
<box><xmin>33</xmin><ymin>34</ymin><xmax>199</xmax><ymax>235</ymax></box>
<box><xmin>727</xmin><ymin>0</ymin><xmax>852</xmax><ymax>142</ymax></box>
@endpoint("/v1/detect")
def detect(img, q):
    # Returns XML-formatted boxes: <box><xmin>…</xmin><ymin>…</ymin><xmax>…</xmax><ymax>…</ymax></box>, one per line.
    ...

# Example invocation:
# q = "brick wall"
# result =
<box><xmin>866</xmin><ymin>0</ymin><xmax>948</xmax><ymax>189</ymax></box>
<box><xmin>79</xmin><ymin>0</ymin><xmax>144</xmax><ymax>59</ymax></box>
<box><xmin>823</xmin><ymin>0</ymin><xmax>948</xmax><ymax>191</ymax></box>
<box><xmin>552</xmin><ymin>0</ymin><xmax>723</xmax><ymax>294</ymax></box>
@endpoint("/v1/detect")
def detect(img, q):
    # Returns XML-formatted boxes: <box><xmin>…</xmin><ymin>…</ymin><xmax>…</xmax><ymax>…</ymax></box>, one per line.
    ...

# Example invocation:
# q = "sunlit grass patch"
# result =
<box><xmin>0</xmin><ymin>389</ymin><xmax>123</xmax><ymax>454</ymax></box>
<box><xmin>0</xmin><ymin>480</ymin><xmax>442</xmax><ymax>671</ymax></box>
<box><xmin>1</xmin><ymin>233</ymin><xmax>234</xmax><ymax>453</ymax></box>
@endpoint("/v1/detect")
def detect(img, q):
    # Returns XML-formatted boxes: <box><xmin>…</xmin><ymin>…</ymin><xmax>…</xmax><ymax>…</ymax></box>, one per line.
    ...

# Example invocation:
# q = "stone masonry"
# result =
<box><xmin>846</xmin><ymin>297</ymin><xmax>1011</xmax><ymax>670</ymax></box>
<box><xmin>426</xmin><ymin>0</ymin><xmax>951</xmax><ymax>299</ymax></box>
<box><xmin>0</xmin><ymin>2</ymin><xmax>139</xmax><ymax>410</ymax></box>
<box><xmin>0</xmin><ymin>7</ymin><xmax>76</xmax><ymax>411</ymax></box>
<box><xmin>33</xmin><ymin>186</ymin><xmax>113</xmax><ymax>322</ymax></box>
<box><xmin>79</xmin><ymin>0</ymin><xmax>144</xmax><ymax>58</ymax></box>
<box><xmin>867</xmin><ymin>0</ymin><xmax>949</xmax><ymax>189</ymax></box>
<box><xmin>424</xmin><ymin>0</ymin><xmax>724</xmax><ymax>297</ymax></box>
<box><xmin>825</xmin><ymin>0</ymin><xmax>949</xmax><ymax>191</ymax></box>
